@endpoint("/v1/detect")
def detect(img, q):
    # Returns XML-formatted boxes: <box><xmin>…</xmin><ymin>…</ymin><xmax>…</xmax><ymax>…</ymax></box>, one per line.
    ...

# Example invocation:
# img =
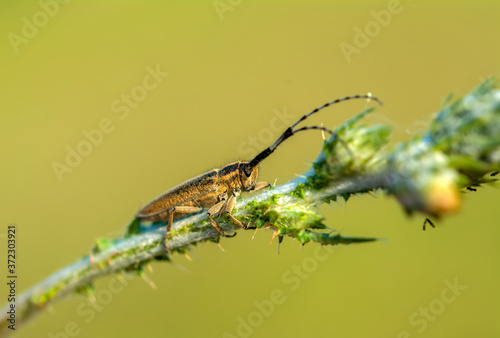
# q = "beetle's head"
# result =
<box><xmin>239</xmin><ymin>162</ymin><xmax>259</xmax><ymax>190</ymax></box>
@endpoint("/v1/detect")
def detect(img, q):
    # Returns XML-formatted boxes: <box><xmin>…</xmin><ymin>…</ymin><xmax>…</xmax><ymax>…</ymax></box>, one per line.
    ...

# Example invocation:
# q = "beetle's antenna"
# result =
<box><xmin>248</xmin><ymin>94</ymin><xmax>382</xmax><ymax>167</ymax></box>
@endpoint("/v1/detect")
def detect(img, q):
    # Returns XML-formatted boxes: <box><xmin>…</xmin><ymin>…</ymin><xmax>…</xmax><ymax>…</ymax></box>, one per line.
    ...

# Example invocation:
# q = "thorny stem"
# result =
<box><xmin>2</xmin><ymin>79</ymin><xmax>499</xmax><ymax>335</ymax></box>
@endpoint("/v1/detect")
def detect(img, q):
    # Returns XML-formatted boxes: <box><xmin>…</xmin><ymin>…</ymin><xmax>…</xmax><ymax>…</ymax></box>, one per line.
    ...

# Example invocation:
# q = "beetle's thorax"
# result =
<box><xmin>217</xmin><ymin>161</ymin><xmax>259</xmax><ymax>192</ymax></box>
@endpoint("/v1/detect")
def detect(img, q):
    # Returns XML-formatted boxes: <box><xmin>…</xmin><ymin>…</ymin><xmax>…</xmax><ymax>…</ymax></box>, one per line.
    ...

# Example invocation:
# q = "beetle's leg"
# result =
<box><xmin>169</xmin><ymin>206</ymin><xmax>203</xmax><ymax>221</ymax></box>
<box><xmin>249</xmin><ymin>182</ymin><xmax>271</xmax><ymax>192</ymax></box>
<box><xmin>164</xmin><ymin>206</ymin><xmax>203</xmax><ymax>246</ymax></box>
<box><xmin>207</xmin><ymin>201</ymin><xmax>236</xmax><ymax>237</ymax></box>
<box><xmin>166</xmin><ymin>210</ymin><xmax>174</xmax><ymax>233</ymax></box>
<box><xmin>215</xmin><ymin>192</ymin><xmax>228</xmax><ymax>218</ymax></box>
<box><xmin>224</xmin><ymin>195</ymin><xmax>248</xmax><ymax>229</ymax></box>
<box><xmin>161</xmin><ymin>210</ymin><xmax>174</xmax><ymax>248</ymax></box>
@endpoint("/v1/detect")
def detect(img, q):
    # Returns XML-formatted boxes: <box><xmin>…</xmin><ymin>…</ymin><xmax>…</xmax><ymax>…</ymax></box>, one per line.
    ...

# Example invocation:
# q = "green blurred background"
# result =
<box><xmin>1</xmin><ymin>1</ymin><xmax>499</xmax><ymax>337</ymax></box>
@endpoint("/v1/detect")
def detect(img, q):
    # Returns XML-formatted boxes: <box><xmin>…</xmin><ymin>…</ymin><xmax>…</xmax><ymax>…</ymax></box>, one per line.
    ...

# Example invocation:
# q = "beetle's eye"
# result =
<box><xmin>244</xmin><ymin>165</ymin><xmax>252</xmax><ymax>177</ymax></box>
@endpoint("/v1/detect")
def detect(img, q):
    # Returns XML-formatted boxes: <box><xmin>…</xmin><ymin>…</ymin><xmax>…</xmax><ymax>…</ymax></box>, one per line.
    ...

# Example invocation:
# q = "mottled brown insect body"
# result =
<box><xmin>134</xmin><ymin>94</ymin><xmax>381</xmax><ymax>242</ymax></box>
<box><xmin>136</xmin><ymin>161</ymin><xmax>264</xmax><ymax>236</ymax></box>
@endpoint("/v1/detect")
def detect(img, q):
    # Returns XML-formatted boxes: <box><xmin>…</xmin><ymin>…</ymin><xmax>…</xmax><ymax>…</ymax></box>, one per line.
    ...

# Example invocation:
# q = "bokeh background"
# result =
<box><xmin>1</xmin><ymin>1</ymin><xmax>499</xmax><ymax>337</ymax></box>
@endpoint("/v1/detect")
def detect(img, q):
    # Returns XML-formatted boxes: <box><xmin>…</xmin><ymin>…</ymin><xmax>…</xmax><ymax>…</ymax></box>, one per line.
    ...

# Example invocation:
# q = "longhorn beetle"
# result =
<box><xmin>134</xmin><ymin>94</ymin><xmax>382</xmax><ymax>243</ymax></box>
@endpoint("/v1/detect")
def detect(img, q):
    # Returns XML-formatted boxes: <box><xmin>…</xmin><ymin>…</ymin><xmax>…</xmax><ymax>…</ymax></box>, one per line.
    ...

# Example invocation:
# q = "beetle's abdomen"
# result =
<box><xmin>136</xmin><ymin>169</ymin><xmax>220</xmax><ymax>222</ymax></box>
